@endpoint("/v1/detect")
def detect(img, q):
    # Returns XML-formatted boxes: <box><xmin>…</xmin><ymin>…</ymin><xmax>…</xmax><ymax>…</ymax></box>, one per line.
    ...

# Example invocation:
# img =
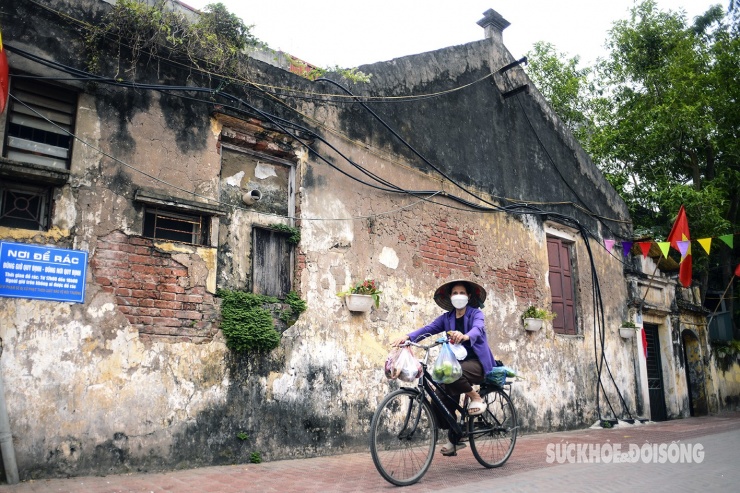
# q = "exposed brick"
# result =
<box><xmin>115</xmin><ymin>296</ymin><xmax>133</xmax><ymax>306</ymax></box>
<box><xmin>129</xmin><ymin>254</ymin><xmax>156</xmax><ymax>265</ymax></box>
<box><xmin>160</xmin><ymin>284</ymin><xmax>185</xmax><ymax>294</ymax></box>
<box><xmin>115</xmin><ymin>288</ymin><xmax>133</xmax><ymax>297</ymax></box>
<box><xmin>152</xmin><ymin>317</ymin><xmax>182</xmax><ymax>327</ymax></box>
<box><xmin>153</xmin><ymin>300</ymin><xmax>183</xmax><ymax>310</ymax></box>
<box><xmin>176</xmin><ymin>294</ymin><xmax>204</xmax><ymax>303</ymax></box>
<box><xmin>115</xmin><ymin>269</ymin><xmax>134</xmax><ymax>279</ymax></box>
<box><xmin>129</xmin><ymin>237</ymin><xmax>153</xmax><ymax>246</ymax></box>
<box><xmin>177</xmin><ymin>310</ymin><xmax>203</xmax><ymax>320</ymax></box>
<box><xmin>131</xmin><ymin>265</ymin><xmax>159</xmax><ymax>275</ymax></box>
<box><xmin>95</xmin><ymin>277</ymin><xmax>112</xmax><ymax>286</ymax></box>
<box><xmin>134</xmin><ymin>289</ymin><xmax>160</xmax><ymax>299</ymax></box>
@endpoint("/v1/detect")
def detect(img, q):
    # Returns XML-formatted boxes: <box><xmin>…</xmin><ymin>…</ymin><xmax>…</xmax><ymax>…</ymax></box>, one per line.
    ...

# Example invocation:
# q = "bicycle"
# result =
<box><xmin>370</xmin><ymin>337</ymin><xmax>518</xmax><ymax>486</ymax></box>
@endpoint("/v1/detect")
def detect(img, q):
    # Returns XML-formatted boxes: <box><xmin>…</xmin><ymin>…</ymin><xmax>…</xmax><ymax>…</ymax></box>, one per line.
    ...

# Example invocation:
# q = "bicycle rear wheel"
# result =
<box><xmin>370</xmin><ymin>389</ymin><xmax>438</xmax><ymax>486</ymax></box>
<box><xmin>468</xmin><ymin>386</ymin><xmax>517</xmax><ymax>468</ymax></box>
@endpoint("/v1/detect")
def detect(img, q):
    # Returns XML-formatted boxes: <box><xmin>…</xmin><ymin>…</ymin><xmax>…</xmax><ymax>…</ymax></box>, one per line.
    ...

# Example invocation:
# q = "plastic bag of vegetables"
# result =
<box><xmin>431</xmin><ymin>342</ymin><xmax>462</xmax><ymax>384</ymax></box>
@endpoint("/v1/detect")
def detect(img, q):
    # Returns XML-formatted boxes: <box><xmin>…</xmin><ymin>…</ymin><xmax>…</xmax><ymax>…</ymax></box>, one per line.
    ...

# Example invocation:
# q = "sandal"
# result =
<box><xmin>440</xmin><ymin>441</ymin><xmax>466</xmax><ymax>456</ymax></box>
<box><xmin>468</xmin><ymin>400</ymin><xmax>486</xmax><ymax>416</ymax></box>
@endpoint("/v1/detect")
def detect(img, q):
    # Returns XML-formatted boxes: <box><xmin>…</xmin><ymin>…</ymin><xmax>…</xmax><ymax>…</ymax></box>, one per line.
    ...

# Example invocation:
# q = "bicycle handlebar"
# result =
<box><xmin>401</xmin><ymin>337</ymin><xmax>446</xmax><ymax>351</ymax></box>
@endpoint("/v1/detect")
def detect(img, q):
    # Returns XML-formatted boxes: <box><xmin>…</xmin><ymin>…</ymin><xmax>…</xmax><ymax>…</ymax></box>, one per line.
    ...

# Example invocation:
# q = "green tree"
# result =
<box><xmin>524</xmin><ymin>42</ymin><xmax>594</xmax><ymax>145</ymax></box>
<box><xmin>526</xmin><ymin>1</ymin><xmax>739</xmax><ymax>320</ymax></box>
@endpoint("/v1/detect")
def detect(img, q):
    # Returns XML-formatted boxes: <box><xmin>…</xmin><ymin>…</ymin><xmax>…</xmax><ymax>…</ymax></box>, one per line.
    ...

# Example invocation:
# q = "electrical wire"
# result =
<box><xmin>21</xmin><ymin>0</ymin><xmax>494</xmax><ymax>103</ymax></box>
<box><xmin>5</xmin><ymin>17</ymin><xmax>639</xmax><ymax>422</ymax></box>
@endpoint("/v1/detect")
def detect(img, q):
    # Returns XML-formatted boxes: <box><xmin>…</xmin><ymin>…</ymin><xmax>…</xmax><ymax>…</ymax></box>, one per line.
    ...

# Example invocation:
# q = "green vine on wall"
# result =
<box><xmin>216</xmin><ymin>289</ymin><xmax>306</xmax><ymax>353</ymax></box>
<box><xmin>84</xmin><ymin>1</ymin><xmax>371</xmax><ymax>85</ymax></box>
<box><xmin>269</xmin><ymin>223</ymin><xmax>301</xmax><ymax>245</ymax></box>
<box><xmin>284</xmin><ymin>54</ymin><xmax>372</xmax><ymax>83</ymax></box>
<box><xmin>85</xmin><ymin>1</ymin><xmax>261</xmax><ymax>79</ymax></box>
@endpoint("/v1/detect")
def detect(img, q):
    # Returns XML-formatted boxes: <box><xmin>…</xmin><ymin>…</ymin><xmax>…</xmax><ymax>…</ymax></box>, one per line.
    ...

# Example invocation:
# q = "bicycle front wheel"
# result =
<box><xmin>370</xmin><ymin>388</ymin><xmax>438</xmax><ymax>486</ymax></box>
<box><xmin>468</xmin><ymin>387</ymin><xmax>517</xmax><ymax>468</ymax></box>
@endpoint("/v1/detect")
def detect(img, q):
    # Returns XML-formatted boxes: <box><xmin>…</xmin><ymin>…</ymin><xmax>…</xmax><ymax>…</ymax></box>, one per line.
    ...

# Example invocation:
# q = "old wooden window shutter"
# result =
<box><xmin>252</xmin><ymin>226</ymin><xmax>292</xmax><ymax>298</ymax></box>
<box><xmin>547</xmin><ymin>236</ymin><xmax>577</xmax><ymax>335</ymax></box>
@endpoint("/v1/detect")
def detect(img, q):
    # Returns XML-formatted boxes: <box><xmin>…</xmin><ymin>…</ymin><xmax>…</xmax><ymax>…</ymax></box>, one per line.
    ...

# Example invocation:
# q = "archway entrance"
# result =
<box><xmin>682</xmin><ymin>329</ymin><xmax>708</xmax><ymax>416</ymax></box>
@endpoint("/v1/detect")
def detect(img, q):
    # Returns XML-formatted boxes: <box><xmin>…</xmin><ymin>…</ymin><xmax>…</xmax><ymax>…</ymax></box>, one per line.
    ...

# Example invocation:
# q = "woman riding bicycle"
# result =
<box><xmin>393</xmin><ymin>279</ymin><xmax>496</xmax><ymax>456</ymax></box>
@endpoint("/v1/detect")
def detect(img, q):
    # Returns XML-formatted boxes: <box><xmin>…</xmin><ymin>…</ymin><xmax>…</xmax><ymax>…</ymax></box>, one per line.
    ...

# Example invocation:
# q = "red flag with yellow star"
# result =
<box><xmin>667</xmin><ymin>205</ymin><xmax>692</xmax><ymax>287</ymax></box>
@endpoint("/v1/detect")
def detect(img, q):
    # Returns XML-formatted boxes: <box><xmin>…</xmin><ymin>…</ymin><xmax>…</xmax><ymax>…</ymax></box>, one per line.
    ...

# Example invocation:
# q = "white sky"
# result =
<box><xmin>181</xmin><ymin>1</ymin><xmax>723</xmax><ymax>68</ymax></box>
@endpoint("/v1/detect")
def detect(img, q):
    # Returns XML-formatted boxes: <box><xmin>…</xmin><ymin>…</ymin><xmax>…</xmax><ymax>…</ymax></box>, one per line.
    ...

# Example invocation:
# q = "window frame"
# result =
<box><xmin>251</xmin><ymin>225</ymin><xmax>293</xmax><ymax>298</ymax></box>
<box><xmin>0</xmin><ymin>181</ymin><xmax>52</xmax><ymax>231</ymax></box>
<box><xmin>143</xmin><ymin>207</ymin><xmax>211</xmax><ymax>246</ymax></box>
<box><xmin>2</xmin><ymin>77</ymin><xmax>78</xmax><ymax>171</ymax></box>
<box><xmin>134</xmin><ymin>189</ymin><xmax>227</xmax><ymax>247</ymax></box>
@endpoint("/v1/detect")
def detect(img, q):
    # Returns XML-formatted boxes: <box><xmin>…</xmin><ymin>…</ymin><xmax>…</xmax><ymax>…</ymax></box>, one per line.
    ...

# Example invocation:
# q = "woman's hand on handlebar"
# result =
<box><xmin>447</xmin><ymin>331</ymin><xmax>469</xmax><ymax>344</ymax></box>
<box><xmin>392</xmin><ymin>334</ymin><xmax>410</xmax><ymax>347</ymax></box>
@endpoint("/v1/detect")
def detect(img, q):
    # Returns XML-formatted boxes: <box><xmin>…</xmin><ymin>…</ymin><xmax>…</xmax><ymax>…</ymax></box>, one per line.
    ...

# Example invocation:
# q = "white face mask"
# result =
<box><xmin>450</xmin><ymin>294</ymin><xmax>469</xmax><ymax>309</ymax></box>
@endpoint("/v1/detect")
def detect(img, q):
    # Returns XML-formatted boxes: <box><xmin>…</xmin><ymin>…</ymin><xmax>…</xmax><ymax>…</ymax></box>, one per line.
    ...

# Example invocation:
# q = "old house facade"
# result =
<box><xmin>0</xmin><ymin>0</ymin><xmax>732</xmax><ymax>481</ymax></box>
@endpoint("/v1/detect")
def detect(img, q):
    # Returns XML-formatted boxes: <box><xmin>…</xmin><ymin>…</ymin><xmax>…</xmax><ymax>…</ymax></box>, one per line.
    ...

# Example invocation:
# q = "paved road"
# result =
<box><xmin>2</xmin><ymin>412</ymin><xmax>738</xmax><ymax>493</ymax></box>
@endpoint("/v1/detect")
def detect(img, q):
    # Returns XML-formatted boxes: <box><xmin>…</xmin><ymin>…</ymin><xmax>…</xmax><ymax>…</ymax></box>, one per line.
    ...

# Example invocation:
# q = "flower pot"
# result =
<box><xmin>523</xmin><ymin>318</ymin><xmax>543</xmax><ymax>332</ymax></box>
<box><xmin>619</xmin><ymin>327</ymin><xmax>637</xmax><ymax>339</ymax></box>
<box><xmin>345</xmin><ymin>294</ymin><xmax>374</xmax><ymax>312</ymax></box>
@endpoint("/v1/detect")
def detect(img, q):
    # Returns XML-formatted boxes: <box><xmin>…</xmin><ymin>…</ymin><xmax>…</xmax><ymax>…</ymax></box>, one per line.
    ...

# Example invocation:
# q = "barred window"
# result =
<box><xmin>143</xmin><ymin>208</ymin><xmax>210</xmax><ymax>245</ymax></box>
<box><xmin>0</xmin><ymin>182</ymin><xmax>51</xmax><ymax>230</ymax></box>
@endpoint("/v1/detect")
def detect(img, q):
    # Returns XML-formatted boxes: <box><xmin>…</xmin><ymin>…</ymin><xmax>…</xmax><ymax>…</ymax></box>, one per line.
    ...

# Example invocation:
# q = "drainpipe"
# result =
<box><xmin>0</xmin><ymin>340</ymin><xmax>19</xmax><ymax>485</ymax></box>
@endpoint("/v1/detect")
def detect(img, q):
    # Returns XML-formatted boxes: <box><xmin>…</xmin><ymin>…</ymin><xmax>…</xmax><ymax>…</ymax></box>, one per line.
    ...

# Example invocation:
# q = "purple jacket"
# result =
<box><xmin>407</xmin><ymin>307</ymin><xmax>496</xmax><ymax>374</ymax></box>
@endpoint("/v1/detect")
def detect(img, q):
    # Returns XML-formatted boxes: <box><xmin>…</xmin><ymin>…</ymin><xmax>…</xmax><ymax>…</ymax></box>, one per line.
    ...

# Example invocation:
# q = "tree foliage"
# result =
<box><xmin>86</xmin><ymin>1</ymin><xmax>261</xmax><ymax>78</ymax></box>
<box><xmin>525</xmin><ymin>41</ymin><xmax>593</xmax><ymax>144</ymax></box>
<box><xmin>526</xmin><ymin>1</ymin><xmax>739</xmax><ymax>293</ymax></box>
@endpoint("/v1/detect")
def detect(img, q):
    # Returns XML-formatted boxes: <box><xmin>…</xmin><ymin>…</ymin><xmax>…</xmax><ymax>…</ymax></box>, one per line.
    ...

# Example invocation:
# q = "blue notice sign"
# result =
<box><xmin>0</xmin><ymin>242</ymin><xmax>88</xmax><ymax>303</ymax></box>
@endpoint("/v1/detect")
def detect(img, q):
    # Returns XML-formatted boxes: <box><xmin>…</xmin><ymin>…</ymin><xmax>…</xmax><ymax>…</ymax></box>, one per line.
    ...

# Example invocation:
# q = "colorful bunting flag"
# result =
<box><xmin>657</xmin><ymin>241</ymin><xmax>670</xmax><ymax>259</ymax></box>
<box><xmin>676</xmin><ymin>240</ymin><xmax>690</xmax><ymax>258</ymax></box>
<box><xmin>638</xmin><ymin>241</ymin><xmax>652</xmax><ymax>258</ymax></box>
<box><xmin>642</xmin><ymin>329</ymin><xmax>648</xmax><ymax>359</ymax></box>
<box><xmin>698</xmin><ymin>238</ymin><xmax>712</xmax><ymax>255</ymax></box>
<box><xmin>621</xmin><ymin>241</ymin><xmax>633</xmax><ymax>257</ymax></box>
<box><xmin>601</xmin><ymin>227</ymin><xmax>737</xmax><ymax>270</ymax></box>
<box><xmin>735</xmin><ymin>264</ymin><xmax>740</xmax><ymax>278</ymax></box>
<box><xmin>667</xmin><ymin>205</ymin><xmax>692</xmax><ymax>288</ymax></box>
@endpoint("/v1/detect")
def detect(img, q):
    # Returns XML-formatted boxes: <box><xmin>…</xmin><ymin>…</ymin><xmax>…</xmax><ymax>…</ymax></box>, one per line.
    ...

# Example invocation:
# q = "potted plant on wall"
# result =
<box><xmin>338</xmin><ymin>279</ymin><xmax>382</xmax><ymax>312</ymax></box>
<box><xmin>619</xmin><ymin>320</ymin><xmax>639</xmax><ymax>339</ymax></box>
<box><xmin>522</xmin><ymin>306</ymin><xmax>556</xmax><ymax>332</ymax></box>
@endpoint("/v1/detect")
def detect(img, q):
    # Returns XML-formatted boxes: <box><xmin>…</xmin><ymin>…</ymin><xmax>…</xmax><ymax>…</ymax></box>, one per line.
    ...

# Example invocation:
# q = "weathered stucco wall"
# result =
<box><xmin>0</xmin><ymin>0</ymin><xmax>655</xmax><ymax>481</ymax></box>
<box><xmin>713</xmin><ymin>362</ymin><xmax>740</xmax><ymax>411</ymax></box>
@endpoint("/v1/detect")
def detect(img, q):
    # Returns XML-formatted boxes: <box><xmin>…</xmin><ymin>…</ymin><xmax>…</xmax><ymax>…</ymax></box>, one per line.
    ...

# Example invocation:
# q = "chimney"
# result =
<box><xmin>477</xmin><ymin>9</ymin><xmax>510</xmax><ymax>45</ymax></box>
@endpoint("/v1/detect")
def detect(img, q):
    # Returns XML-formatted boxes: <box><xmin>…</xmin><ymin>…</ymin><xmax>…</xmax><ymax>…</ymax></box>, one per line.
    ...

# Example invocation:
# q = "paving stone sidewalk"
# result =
<box><xmin>2</xmin><ymin>412</ymin><xmax>739</xmax><ymax>493</ymax></box>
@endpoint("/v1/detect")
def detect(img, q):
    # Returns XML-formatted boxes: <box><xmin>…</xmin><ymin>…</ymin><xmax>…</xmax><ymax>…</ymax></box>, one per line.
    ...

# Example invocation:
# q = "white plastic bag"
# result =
<box><xmin>385</xmin><ymin>347</ymin><xmax>422</xmax><ymax>382</ymax></box>
<box><xmin>449</xmin><ymin>343</ymin><xmax>467</xmax><ymax>360</ymax></box>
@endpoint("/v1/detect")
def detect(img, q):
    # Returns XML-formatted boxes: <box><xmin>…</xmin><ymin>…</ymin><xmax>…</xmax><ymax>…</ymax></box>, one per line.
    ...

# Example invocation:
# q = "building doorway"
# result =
<box><xmin>681</xmin><ymin>329</ymin><xmax>708</xmax><ymax>416</ymax></box>
<box><xmin>644</xmin><ymin>323</ymin><xmax>668</xmax><ymax>421</ymax></box>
